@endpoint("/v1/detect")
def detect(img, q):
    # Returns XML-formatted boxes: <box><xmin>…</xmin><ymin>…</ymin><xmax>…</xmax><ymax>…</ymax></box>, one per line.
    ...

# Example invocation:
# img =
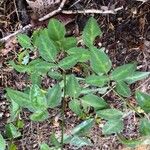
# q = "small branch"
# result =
<box><xmin>110</xmin><ymin>86</ymin><xmax>143</xmax><ymax>118</ymax></box>
<box><xmin>0</xmin><ymin>4</ymin><xmax>123</xmax><ymax>42</ymax></box>
<box><xmin>61</xmin><ymin>71</ymin><xmax>67</xmax><ymax>150</ymax></box>
<box><xmin>62</xmin><ymin>6</ymin><xmax>123</xmax><ymax>15</ymax></box>
<box><xmin>0</xmin><ymin>24</ymin><xmax>32</xmax><ymax>42</ymax></box>
<box><xmin>39</xmin><ymin>0</ymin><xmax>67</xmax><ymax>21</ymax></box>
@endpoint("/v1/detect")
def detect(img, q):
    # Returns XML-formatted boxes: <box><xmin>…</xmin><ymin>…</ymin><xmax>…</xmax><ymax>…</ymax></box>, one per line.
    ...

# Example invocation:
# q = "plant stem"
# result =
<box><xmin>61</xmin><ymin>71</ymin><xmax>66</xmax><ymax>150</ymax></box>
<box><xmin>110</xmin><ymin>86</ymin><xmax>143</xmax><ymax>118</ymax></box>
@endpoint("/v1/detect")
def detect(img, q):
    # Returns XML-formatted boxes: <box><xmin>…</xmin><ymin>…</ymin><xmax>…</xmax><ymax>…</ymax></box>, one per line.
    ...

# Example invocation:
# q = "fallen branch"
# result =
<box><xmin>62</xmin><ymin>6</ymin><xmax>123</xmax><ymax>15</ymax></box>
<box><xmin>0</xmin><ymin>5</ymin><xmax>123</xmax><ymax>42</ymax></box>
<box><xmin>0</xmin><ymin>24</ymin><xmax>32</xmax><ymax>42</ymax></box>
<box><xmin>39</xmin><ymin>0</ymin><xmax>67</xmax><ymax>21</ymax></box>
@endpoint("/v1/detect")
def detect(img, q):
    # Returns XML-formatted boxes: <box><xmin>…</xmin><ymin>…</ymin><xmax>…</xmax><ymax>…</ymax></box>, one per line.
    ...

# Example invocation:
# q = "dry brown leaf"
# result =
<box><xmin>26</xmin><ymin>0</ymin><xmax>60</xmax><ymax>17</ymax></box>
<box><xmin>0</xmin><ymin>37</ymin><xmax>17</xmax><ymax>56</ymax></box>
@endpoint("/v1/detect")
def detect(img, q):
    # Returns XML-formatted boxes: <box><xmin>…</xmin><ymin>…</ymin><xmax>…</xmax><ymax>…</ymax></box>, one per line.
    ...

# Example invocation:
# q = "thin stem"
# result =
<box><xmin>110</xmin><ymin>86</ymin><xmax>143</xmax><ymax>118</ymax></box>
<box><xmin>61</xmin><ymin>71</ymin><xmax>66</xmax><ymax>150</ymax></box>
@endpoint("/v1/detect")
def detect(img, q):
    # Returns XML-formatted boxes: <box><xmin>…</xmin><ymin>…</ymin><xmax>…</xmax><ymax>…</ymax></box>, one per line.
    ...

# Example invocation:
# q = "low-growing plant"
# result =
<box><xmin>1</xmin><ymin>17</ymin><xmax>150</xmax><ymax>150</ymax></box>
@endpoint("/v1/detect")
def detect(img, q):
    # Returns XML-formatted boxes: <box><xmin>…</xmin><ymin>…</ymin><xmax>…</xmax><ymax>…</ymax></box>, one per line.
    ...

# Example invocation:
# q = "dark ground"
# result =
<box><xmin>0</xmin><ymin>0</ymin><xmax>150</xmax><ymax>149</ymax></box>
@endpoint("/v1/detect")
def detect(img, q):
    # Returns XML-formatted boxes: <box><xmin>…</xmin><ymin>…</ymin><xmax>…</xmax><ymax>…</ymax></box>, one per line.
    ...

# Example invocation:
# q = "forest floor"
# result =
<box><xmin>0</xmin><ymin>0</ymin><xmax>150</xmax><ymax>150</ymax></box>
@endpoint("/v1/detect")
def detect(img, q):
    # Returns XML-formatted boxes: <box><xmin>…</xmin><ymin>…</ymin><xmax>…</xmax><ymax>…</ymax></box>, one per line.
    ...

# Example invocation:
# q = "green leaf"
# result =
<box><xmin>36</xmin><ymin>31</ymin><xmax>57</xmax><ymax>62</ymax></box>
<box><xmin>102</xmin><ymin>119</ymin><xmax>124</xmax><ymax>135</ymax></box>
<box><xmin>8</xmin><ymin>143</ymin><xmax>17</xmax><ymax>150</ymax></box>
<box><xmin>135</xmin><ymin>91</ymin><xmax>150</xmax><ymax>113</ymax></box>
<box><xmin>72</xmin><ymin>118</ymin><xmax>94</xmax><ymax>135</ymax></box>
<box><xmin>140</xmin><ymin>118</ymin><xmax>150</xmax><ymax>136</ymax></box>
<box><xmin>96</xmin><ymin>109</ymin><xmax>123</xmax><ymax>120</ymax></box>
<box><xmin>9</xmin><ymin>61</ymin><xmax>27</xmax><ymax>73</ymax></box>
<box><xmin>82</xmin><ymin>17</ymin><xmax>102</xmax><ymax>47</ymax></box>
<box><xmin>40</xmin><ymin>143</ymin><xmax>51</xmax><ymax>150</ymax></box>
<box><xmin>63</xmin><ymin>119</ymin><xmax>94</xmax><ymax>144</ymax></box>
<box><xmin>5</xmin><ymin>123</ymin><xmax>21</xmax><ymax>139</ymax></box>
<box><xmin>69</xmin><ymin>99</ymin><xmax>83</xmax><ymax>116</ymax></box>
<box><xmin>29</xmin><ymin>85</ymin><xmax>47</xmax><ymax>111</ymax></box>
<box><xmin>70</xmin><ymin>136</ymin><xmax>93</xmax><ymax>148</ymax></box>
<box><xmin>30</xmin><ymin>73</ymin><xmax>42</xmax><ymax>86</ymax></box>
<box><xmin>27</xmin><ymin>59</ymin><xmax>56</xmax><ymax>75</ymax></box>
<box><xmin>67</xmin><ymin>47</ymin><xmax>90</xmax><ymax>62</ymax></box>
<box><xmin>6</xmin><ymin>88</ymin><xmax>31</xmax><ymax>109</ymax></box>
<box><xmin>90</xmin><ymin>47</ymin><xmax>112</xmax><ymax>74</ymax></box>
<box><xmin>17</xmin><ymin>50</ymin><xmax>29</xmax><ymax>65</ymax></box>
<box><xmin>48</xmin><ymin>71</ymin><xmax>62</xmax><ymax>80</ymax></box>
<box><xmin>47</xmin><ymin>84</ymin><xmax>62</xmax><ymax>108</ymax></box>
<box><xmin>8</xmin><ymin>100</ymin><xmax>20</xmax><ymax>122</ymax></box>
<box><xmin>62</xmin><ymin>37</ymin><xmax>77</xmax><ymax>50</ymax></box>
<box><xmin>80</xmin><ymin>87</ymin><xmax>108</xmax><ymax>95</ymax></box>
<box><xmin>0</xmin><ymin>134</ymin><xmax>6</xmax><ymax>150</ymax></box>
<box><xmin>30</xmin><ymin>110</ymin><xmax>49</xmax><ymax>122</ymax></box>
<box><xmin>115</xmin><ymin>81</ymin><xmax>131</xmax><ymax>97</ymax></box>
<box><xmin>117</xmin><ymin>134</ymin><xmax>142</xmax><ymax>148</ymax></box>
<box><xmin>48</xmin><ymin>19</ymin><xmax>66</xmax><ymax>41</ymax></box>
<box><xmin>17</xmin><ymin>34</ymin><xmax>32</xmax><ymax>49</ymax></box>
<box><xmin>31</xmin><ymin>28</ymin><xmax>43</xmax><ymax>46</ymax></box>
<box><xmin>16</xmin><ymin>120</ymin><xmax>24</xmax><ymax>129</ymax></box>
<box><xmin>58</xmin><ymin>55</ymin><xmax>79</xmax><ymax>70</ymax></box>
<box><xmin>81</xmin><ymin>94</ymin><xmax>108</xmax><ymax>110</ymax></box>
<box><xmin>125</xmin><ymin>71</ymin><xmax>150</xmax><ymax>84</ymax></box>
<box><xmin>66</xmin><ymin>75</ymin><xmax>81</xmax><ymax>98</ymax></box>
<box><xmin>50</xmin><ymin>133</ymin><xmax>60</xmax><ymax>148</ymax></box>
<box><xmin>111</xmin><ymin>64</ymin><xmax>136</xmax><ymax>81</ymax></box>
<box><xmin>85</xmin><ymin>74</ymin><xmax>108</xmax><ymax>87</ymax></box>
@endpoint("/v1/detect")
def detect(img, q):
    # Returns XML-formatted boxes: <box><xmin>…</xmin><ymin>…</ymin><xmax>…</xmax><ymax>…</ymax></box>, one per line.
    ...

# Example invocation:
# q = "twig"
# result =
<box><xmin>61</xmin><ymin>71</ymin><xmax>67</xmax><ymax>150</ymax></box>
<box><xmin>62</xmin><ymin>6</ymin><xmax>123</xmax><ymax>15</ymax></box>
<box><xmin>0</xmin><ymin>4</ymin><xmax>123</xmax><ymax>42</ymax></box>
<box><xmin>39</xmin><ymin>0</ymin><xmax>67</xmax><ymax>21</ymax></box>
<box><xmin>0</xmin><ymin>24</ymin><xmax>32</xmax><ymax>42</ymax></box>
<box><xmin>136</xmin><ymin>77</ymin><xmax>150</xmax><ymax>90</ymax></box>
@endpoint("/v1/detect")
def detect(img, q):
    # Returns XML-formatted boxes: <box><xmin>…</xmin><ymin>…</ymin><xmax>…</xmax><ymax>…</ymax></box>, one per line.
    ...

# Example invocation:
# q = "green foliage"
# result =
<box><xmin>102</xmin><ymin>119</ymin><xmax>124</xmax><ymax>135</ymax></box>
<box><xmin>125</xmin><ymin>71</ymin><xmax>150</xmax><ymax>84</ymax></box>
<box><xmin>85</xmin><ymin>74</ymin><xmax>108</xmax><ymax>87</ymax></box>
<box><xmin>111</xmin><ymin>64</ymin><xmax>136</xmax><ymax>81</ymax></box>
<box><xmin>135</xmin><ymin>91</ymin><xmax>150</xmax><ymax>113</ymax></box>
<box><xmin>115</xmin><ymin>81</ymin><xmax>131</xmax><ymax>97</ymax></box>
<box><xmin>81</xmin><ymin>94</ymin><xmax>108</xmax><ymax>110</ymax></box>
<box><xmin>30</xmin><ymin>110</ymin><xmax>49</xmax><ymax>122</ymax></box>
<box><xmin>48</xmin><ymin>18</ymin><xmax>66</xmax><ymax>41</ymax></box>
<box><xmin>139</xmin><ymin>118</ymin><xmax>150</xmax><ymax>136</ymax></box>
<box><xmin>69</xmin><ymin>99</ymin><xmax>83</xmax><ymax>116</ymax></box>
<box><xmin>40</xmin><ymin>143</ymin><xmax>51</xmax><ymax>150</ymax></box>
<box><xmin>47</xmin><ymin>84</ymin><xmax>62</xmax><ymax>108</ymax></box>
<box><xmin>58</xmin><ymin>55</ymin><xmax>79</xmax><ymax>69</ymax></box>
<box><xmin>6</xmin><ymin>88</ymin><xmax>30</xmax><ymax>109</ymax></box>
<box><xmin>117</xmin><ymin>134</ymin><xmax>142</xmax><ymax>147</ymax></box>
<box><xmin>69</xmin><ymin>136</ymin><xmax>93</xmax><ymax>148</ymax></box>
<box><xmin>67</xmin><ymin>47</ymin><xmax>90</xmax><ymax>62</ymax></box>
<box><xmin>36</xmin><ymin>31</ymin><xmax>57</xmax><ymax>62</ymax></box>
<box><xmin>66</xmin><ymin>75</ymin><xmax>81</xmax><ymax>98</ymax></box>
<box><xmin>96</xmin><ymin>109</ymin><xmax>123</xmax><ymax>120</ymax></box>
<box><xmin>90</xmin><ymin>47</ymin><xmax>112</xmax><ymax>74</ymax></box>
<box><xmin>5</xmin><ymin>123</ymin><xmax>21</xmax><ymax>139</ymax></box>
<box><xmin>8</xmin><ymin>100</ymin><xmax>20</xmax><ymax>122</ymax></box>
<box><xmin>50</xmin><ymin>132</ymin><xmax>61</xmax><ymax>148</ymax></box>
<box><xmin>5</xmin><ymin>17</ymin><xmax>150</xmax><ymax>149</ymax></box>
<box><xmin>17</xmin><ymin>34</ymin><xmax>33</xmax><ymax>49</ymax></box>
<box><xmin>63</xmin><ymin>118</ymin><xmax>94</xmax><ymax>144</ymax></box>
<box><xmin>61</xmin><ymin>37</ymin><xmax>77</xmax><ymax>50</ymax></box>
<box><xmin>82</xmin><ymin>17</ymin><xmax>102</xmax><ymax>47</ymax></box>
<box><xmin>0</xmin><ymin>134</ymin><xmax>6</xmax><ymax>150</ymax></box>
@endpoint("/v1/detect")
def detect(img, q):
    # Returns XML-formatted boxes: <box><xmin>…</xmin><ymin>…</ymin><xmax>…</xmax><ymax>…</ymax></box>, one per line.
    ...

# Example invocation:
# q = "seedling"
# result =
<box><xmin>2</xmin><ymin>17</ymin><xmax>150</xmax><ymax>150</ymax></box>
